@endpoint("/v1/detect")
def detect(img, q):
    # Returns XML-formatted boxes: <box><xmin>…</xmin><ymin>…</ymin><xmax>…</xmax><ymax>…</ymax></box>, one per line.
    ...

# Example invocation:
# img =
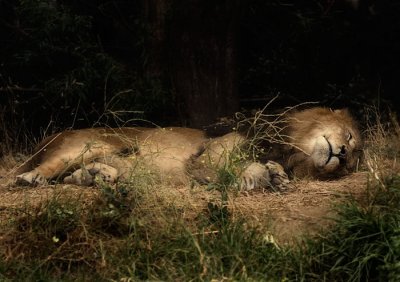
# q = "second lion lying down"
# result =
<box><xmin>15</xmin><ymin>107</ymin><xmax>363</xmax><ymax>190</ymax></box>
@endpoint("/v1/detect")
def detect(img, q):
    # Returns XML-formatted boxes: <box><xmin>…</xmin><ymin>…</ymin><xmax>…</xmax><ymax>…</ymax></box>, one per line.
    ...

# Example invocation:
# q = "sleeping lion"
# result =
<box><xmin>14</xmin><ymin>107</ymin><xmax>363</xmax><ymax>190</ymax></box>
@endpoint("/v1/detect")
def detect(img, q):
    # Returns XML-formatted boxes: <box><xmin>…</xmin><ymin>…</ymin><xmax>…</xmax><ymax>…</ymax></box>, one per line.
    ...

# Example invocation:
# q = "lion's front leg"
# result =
<box><xmin>63</xmin><ymin>162</ymin><xmax>119</xmax><ymax>185</ymax></box>
<box><xmin>240</xmin><ymin>161</ymin><xmax>290</xmax><ymax>191</ymax></box>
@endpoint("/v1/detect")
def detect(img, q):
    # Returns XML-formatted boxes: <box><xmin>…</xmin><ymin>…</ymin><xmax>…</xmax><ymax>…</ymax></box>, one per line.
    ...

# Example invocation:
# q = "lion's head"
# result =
<box><xmin>281</xmin><ymin>107</ymin><xmax>363</xmax><ymax>178</ymax></box>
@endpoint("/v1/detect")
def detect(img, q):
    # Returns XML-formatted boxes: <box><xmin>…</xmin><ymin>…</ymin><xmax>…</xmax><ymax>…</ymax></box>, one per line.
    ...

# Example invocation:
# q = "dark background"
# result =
<box><xmin>1</xmin><ymin>0</ymin><xmax>399</xmax><ymax>152</ymax></box>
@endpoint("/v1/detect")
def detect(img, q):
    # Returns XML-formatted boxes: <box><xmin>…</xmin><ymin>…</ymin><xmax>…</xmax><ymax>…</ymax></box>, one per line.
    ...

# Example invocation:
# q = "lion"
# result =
<box><xmin>14</xmin><ymin>107</ymin><xmax>363</xmax><ymax>191</ymax></box>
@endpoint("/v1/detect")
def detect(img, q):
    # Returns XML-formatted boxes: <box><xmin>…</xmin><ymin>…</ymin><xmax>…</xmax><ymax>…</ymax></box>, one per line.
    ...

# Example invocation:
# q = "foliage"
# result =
<box><xmin>1</xmin><ymin>0</ymin><xmax>399</xmax><ymax>151</ymax></box>
<box><xmin>0</xmin><ymin>0</ymin><xmax>173</xmax><ymax>153</ymax></box>
<box><xmin>239</xmin><ymin>0</ymin><xmax>398</xmax><ymax>109</ymax></box>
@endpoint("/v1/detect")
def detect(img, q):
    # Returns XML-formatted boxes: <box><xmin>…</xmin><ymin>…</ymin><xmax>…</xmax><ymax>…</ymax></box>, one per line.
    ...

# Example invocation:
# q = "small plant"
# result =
<box><xmin>0</xmin><ymin>193</ymin><xmax>101</xmax><ymax>281</ymax></box>
<box><xmin>206</xmin><ymin>202</ymin><xmax>230</xmax><ymax>226</ymax></box>
<box><xmin>17</xmin><ymin>195</ymin><xmax>80</xmax><ymax>243</ymax></box>
<box><xmin>201</xmin><ymin>147</ymin><xmax>250</xmax><ymax>229</ymax></box>
<box><xmin>88</xmin><ymin>179</ymin><xmax>136</xmax><ymax>236</ymax></box>
<box><xmin>296</xmin><ymin>175</ymin><xmax>400</xmax><ymax>281</ymax></box>
<box><xmin>110</xmin><ymin>218</ymin><xmax>287</xmax><ymax>281</ymax></box>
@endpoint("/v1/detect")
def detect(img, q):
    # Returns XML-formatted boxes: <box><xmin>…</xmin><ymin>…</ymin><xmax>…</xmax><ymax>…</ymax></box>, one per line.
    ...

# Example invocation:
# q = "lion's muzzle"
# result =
<box><xmin>312</xmin><ymin>136</ymin><xmax>346</xmax><ymax>173</ymax></box>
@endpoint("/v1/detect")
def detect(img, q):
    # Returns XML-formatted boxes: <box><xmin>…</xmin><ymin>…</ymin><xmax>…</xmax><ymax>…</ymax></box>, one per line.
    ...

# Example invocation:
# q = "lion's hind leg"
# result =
<box><xmin>16</xmin><ymin>157</ymin><xmax>73</xmax><ymax>186</ymax></box>
<box><xmin>16</xmin><ymin>170</ymin><xmax>47</xmax><ymax>186</ymax></box>
<box><xmin>63</xmin><ymin>162</ymin><xmax>119</xmax><ymax>186</ymax></box>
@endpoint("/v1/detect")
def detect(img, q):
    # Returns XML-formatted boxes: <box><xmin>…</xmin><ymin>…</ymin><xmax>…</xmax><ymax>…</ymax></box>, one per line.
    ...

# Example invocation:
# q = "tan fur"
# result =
<box><xmin>15</xmin><ymin>107</ymin><xmax>363</xmax><ymax>190</ymax></box>
<box><xmin>282</xmin><ymin>108</ymin><xmax>363</xmax><ymax>177</ymax></box>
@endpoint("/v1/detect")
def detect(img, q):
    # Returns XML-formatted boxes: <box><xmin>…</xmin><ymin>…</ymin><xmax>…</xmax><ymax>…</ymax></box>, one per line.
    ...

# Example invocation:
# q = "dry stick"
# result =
<box><xmin>238</xmin><ymin>101</ymin><xmax>317</xmax><ymax>156</ymax></box>
<box><xmin>7</xmin><ymin>132</ymin><xmax>63</xmax><ymax>177</ymax></box>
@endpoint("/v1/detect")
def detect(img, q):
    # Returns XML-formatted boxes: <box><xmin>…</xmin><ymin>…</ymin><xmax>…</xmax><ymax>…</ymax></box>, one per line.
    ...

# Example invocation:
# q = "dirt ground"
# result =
<box><xmin>234</xmin><ymin>172</ymin><xmax>368</xmax><ymax>243</ymax></box>
<box><xmin>0</xmin><ymin>164</ymin><xmax>369</xmax><ymax>244</ymax></box>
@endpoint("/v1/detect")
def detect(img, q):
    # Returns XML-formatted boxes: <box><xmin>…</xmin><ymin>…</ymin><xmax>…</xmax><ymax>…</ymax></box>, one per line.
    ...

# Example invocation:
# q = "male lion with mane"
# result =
<box><xmin>14</xmin><ymin>107</ymin><xmax>363</xmax><ymax>190</ymax></box>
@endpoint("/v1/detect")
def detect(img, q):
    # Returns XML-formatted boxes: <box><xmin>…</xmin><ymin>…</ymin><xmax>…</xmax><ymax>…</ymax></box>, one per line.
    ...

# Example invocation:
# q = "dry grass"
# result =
<box><xmin>363</xmin><ymin>106</ymin><xmax>400</xmax><ymax>186</ymax></box>
<box><xmin>0</xmin><ymin>104</ymin><xmax>399</xmax><ymax>280</ymax></box>
<box><xmin>235</xmin><ymin>99</ymin><xmax>319</xmax><ymax>157</ymax></box>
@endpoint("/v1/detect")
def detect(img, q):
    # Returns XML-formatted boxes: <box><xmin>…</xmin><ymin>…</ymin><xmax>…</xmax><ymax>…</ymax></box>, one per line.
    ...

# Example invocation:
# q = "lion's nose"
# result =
<box><xmin>339</xmin><ymin>145</ymin><xmax>347</xmax><ymax>157</ymax></box>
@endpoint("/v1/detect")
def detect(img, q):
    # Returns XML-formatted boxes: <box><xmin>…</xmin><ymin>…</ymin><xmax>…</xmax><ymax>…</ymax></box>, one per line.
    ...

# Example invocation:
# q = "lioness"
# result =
<box><xmin>15</xmin><ymin>107</ymin><xmax>362</xmax><ymax>190</ymax></box>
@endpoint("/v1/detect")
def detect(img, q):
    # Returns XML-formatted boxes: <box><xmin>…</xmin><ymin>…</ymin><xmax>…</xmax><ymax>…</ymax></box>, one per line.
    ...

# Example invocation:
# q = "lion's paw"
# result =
<box><xmin>64</xmin><ymin>167</ymin><xmax>94</xmax><ymax>185</ymax></box>
<box><xmin>240</xmin><ymin>162</ymin><xmax>270</xmax><ymax>191</ymax></box>
<box><xmin>16</xmin><ymin>171</ymin><xmax>47</xmax><ymax>186</ymax></box>
<box><xmin>64</xmin><ymin>163</ymin><xmax>118</xmax><ymax>186</ymax></box>
<box><xmin>265</xmin><ymin>160</ymin><xmax>290</xmax><ymax>191</ymax></box>
<box><xmin>240</xmin><ymin>161</ymin><xmax>290</xmax><ymax>192</ymax></box>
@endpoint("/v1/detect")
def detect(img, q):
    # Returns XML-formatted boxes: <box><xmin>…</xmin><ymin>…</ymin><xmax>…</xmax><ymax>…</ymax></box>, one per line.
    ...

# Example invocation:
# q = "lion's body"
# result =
<box><xmin>17</xmin><ymin>127</ymin><xmax>209</xmax><ymax>184</ymax></box>
<box><xmin>15</xmin><ymin>107</ymin><xmax>363</xmax><ymax>190</ymax></box>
